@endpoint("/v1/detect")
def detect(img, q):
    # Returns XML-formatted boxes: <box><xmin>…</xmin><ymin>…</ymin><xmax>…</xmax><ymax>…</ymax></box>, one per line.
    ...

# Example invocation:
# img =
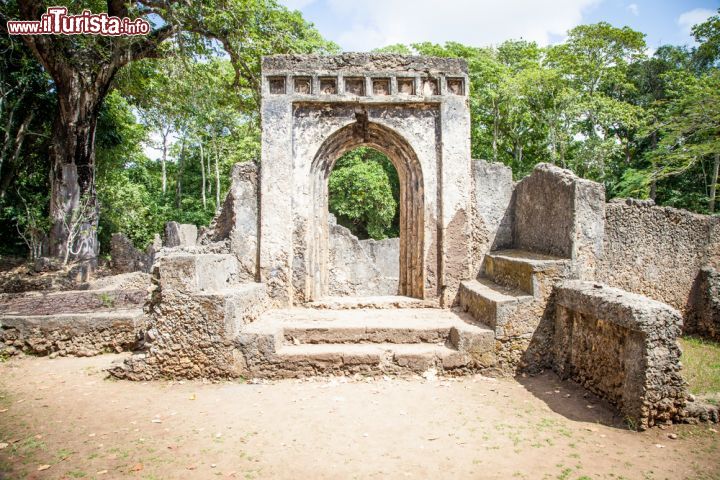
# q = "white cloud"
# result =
<box><xmin>677</xmin><ymin>8</ymin><xmax>714</xmax><ymax>38</ymax></box>
<box><xmin>281</xmin><ymin>0</ymin><xmax>318</xmax><ymax>11</ymax></box>
<box><xmin>626</xmin><ymin>3</ymin><xmax>639</xmax><ymax>16</ymax></box>
<box><xmin>310</xmin><ymin>0</ymin><xmax>601</xmax><ymax>51</ymax></box>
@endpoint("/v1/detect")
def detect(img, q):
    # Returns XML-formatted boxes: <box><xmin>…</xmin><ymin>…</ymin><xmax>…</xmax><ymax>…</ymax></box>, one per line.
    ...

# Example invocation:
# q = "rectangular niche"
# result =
<box><xmin>421</xmin><ymin>78</ymin><xmax>438</xmax><ymax>96</ymax></box>
<box><xmin>397</xmin><ymin>78</ymin><xmax>415</xmax><ymax>95</ymax></box>
<box><xmin>268</xmin><ymin>77</ymin><xmax>286</xmax><ymax>95</ymax></box>
<box><xmin>294</xmin><ymin>76</ymin><xmax>312</xmax><ymax>94</ymax></box>
<box><xmin>344</xmin><ymin>77</ymin><xmax>365</xmax><ymax>96</ymax></box>
<box><xmin>319</xmin><ymin>77</ymin><xmax>337</xmax><ymax>94</ymax></box>
<box><xmin>372</xmin><ymin>78</ymin><xmax>390</xmax><ymax>96</ymax></box>
<box><xmin>447</xmin><ymin>78</ymin><xmax>465</xmax><ymax>95</ymax></box>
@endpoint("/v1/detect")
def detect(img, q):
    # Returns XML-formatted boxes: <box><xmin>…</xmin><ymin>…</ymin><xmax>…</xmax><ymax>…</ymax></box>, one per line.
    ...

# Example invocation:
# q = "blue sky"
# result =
<box><xmin>280</xmin><ymin>0</ymin><xmax>719</xmax><ymax>52</ymax></box>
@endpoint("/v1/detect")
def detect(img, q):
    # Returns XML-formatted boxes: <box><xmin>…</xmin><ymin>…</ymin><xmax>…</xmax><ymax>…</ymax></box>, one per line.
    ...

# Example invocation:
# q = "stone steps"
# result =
<box><xmin>273</xmin><ymin>343</ymin><xmax>465</xmax><ymax>376</ymax></box>
<box><xmin>238</xmin><ymin>307</ymin><xmax>495</xmax><ymax>378</ymax></box>
<box><xmin>306</xmin><ymin>295</ymin><xmax>438</xmax><ymax>310</ymax></box>
<box><xmin>458</xmin><ymin>279</ymin><xmax>532</xmax><ymax>331</ymax></box>
<box><xmin>482</xmin><ymin>249</ymin><xmax>570</xmax><ymax>296</ymax></box>
<box><xmin>460</xmin><ymin>249</ymin><xmax>572</xmax><ymax>340</ymax></box>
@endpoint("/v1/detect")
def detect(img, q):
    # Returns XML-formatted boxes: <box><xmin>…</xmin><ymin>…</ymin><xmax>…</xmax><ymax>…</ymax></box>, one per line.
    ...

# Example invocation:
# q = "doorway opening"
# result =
<box><xmin>326</xmin><ymin>146</ymin><xmax>400</xmax><ymax>296</ymax></box>
<box><xmin>307</xmin><ymin>120</ymin><xmax>425</xmax><ymax>301</ymax></box>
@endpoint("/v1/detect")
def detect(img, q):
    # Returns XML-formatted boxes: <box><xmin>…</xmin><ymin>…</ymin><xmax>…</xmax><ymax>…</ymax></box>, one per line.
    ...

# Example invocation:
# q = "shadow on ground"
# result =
<box><xmin>515</xmin><ymin>371</ymin><xmax>629</xmax><ymax>429</ymax></box>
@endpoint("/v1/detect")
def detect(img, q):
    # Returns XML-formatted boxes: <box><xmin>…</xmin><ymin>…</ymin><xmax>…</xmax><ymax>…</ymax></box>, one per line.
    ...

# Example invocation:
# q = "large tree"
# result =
<box><xmin>3</xmin><ymin>0</ymin><xmax>334</xmax><ymax>261</ymax></box>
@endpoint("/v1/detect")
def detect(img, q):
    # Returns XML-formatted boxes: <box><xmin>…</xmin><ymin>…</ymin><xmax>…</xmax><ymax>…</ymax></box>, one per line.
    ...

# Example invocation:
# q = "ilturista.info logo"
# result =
<box><xmin>7</xmin><ymin>7</ymin><xmax>151</xmax><ymax>36</ymax></box>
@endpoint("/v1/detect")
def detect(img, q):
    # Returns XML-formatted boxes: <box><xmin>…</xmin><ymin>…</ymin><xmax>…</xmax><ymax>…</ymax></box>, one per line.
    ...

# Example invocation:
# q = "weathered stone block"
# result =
<box><xmin>154</xmin><ymin>253</ymin><xmax>239</xmax><ymax>292</ymax></box>
<box><xmin>513</xmin><ymin>163</ymin><xmax>605</xmax><ymax>280</ymax></box>
<box><xmin>553</xmin><ymin>280</ymin><xmax>686</xmax><ymax>430</ymax></box>
<box><xmin>110</xmin><ymin>233</ymin><xmax>150</xmax><ymax>274</ymax></box>
<box><xmin>470</xmin><ymin>160</ymin><xmax>514</xmax><ymax>278</ymax></box>
<box><xmin>688</xmin><ymin>267</ymin><xmax>720</xmax><ymax>341</ymax></box>
<box><xmin>164</xmin><ymin>221</ymin><xmax>198</xmax><ymax>247</ymax></box>
<box><xmin>207</xmin><ymin>162</ymin><xmax>258</xmax><ymax>282</ymax></box>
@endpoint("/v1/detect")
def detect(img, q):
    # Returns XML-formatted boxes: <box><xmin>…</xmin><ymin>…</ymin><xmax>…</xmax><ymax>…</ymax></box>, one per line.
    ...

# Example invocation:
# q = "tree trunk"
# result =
<box><xmin>161</xmin><ymin>129</ymin><xmax>169</xmax><ymax>195</ymax></box>
<box><xmin>207</xmin><ymin>145</ymin><xmax>213</xmax><ymax>197</ymax></box>
<box><xmin>47</xmin><ymin>78</ymin><xmax>104</xmax><ymax>261</ymax></box>
<box><xmin>200</xmin><ymin>140</ymin><xmax>206</xmax><ymax>209</ymax></box>
<box><xmin>492</xmin><ymin>102</ymin><xmax>499</xmax><ymax>162</ymax></box>
<box><xmin>0</xmin><ymin>109</ymin><xmax>34</xmax><ymax>199</ymax></box>
<box><xmin>710</xmin><ymin>152</ymin><xmax>719</xmax><ymax>214</ymax></box>
<box><xmin>214</xmin><ymin>142</ymin><xmax>221</xmax><ymax>208</ymax></box>
<box><xmin>175</xmin><ymin>137</ymin><xmax>186</xmax><ymax>210</ymax></box>
<box><xmin>649</xmin><ymin>132</ymin><xmax>657</xmax><ymax>201</ymax></box>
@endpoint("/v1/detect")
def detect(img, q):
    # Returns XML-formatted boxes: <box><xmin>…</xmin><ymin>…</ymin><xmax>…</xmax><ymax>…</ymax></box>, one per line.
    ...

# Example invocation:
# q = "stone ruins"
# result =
<box><xmin>2</xmin><ymin>54</ymin><xmax>719</xmax><ymax>429</ymax></box>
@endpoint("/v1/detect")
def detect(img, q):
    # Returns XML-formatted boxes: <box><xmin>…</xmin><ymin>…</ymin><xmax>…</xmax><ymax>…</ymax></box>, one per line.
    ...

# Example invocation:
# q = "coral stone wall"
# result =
<box><xmin>597</xmin><ymin>199</ymin><xmax>720</xmax><ymax>316</ymax></box>
<box><xmin>327</xmin><ymin>216</ymin><xmax>399</xmax><ymax>297</ymax></box>
<box><xmin>689</xmin><ymin>267</ymin><xmax>720</xmax><ymax>340</ymax></box>
<box><xmin>553</xmin><ymin>281</ymin><xmax>686</xmax><ymax>429</ymax></box>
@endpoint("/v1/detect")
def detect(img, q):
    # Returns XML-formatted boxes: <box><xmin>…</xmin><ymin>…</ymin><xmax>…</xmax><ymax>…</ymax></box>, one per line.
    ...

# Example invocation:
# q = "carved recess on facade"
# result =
<box><xmin>344</xmin><ymin>77</ymin><xmax>365</xmax><ymax>96</ymax></box>
<box><xmin>397</xmin><ymin>78</ymin><xmax>415</xmax><ymax>95</ymax></box>
<box><xmin>320</xmin><ymin>77</ymin><xmax>337</xmax><ymax>94</ymax></box>
<box><xmin>372</xmin><ymin>78</ymin><xmax>390</xmax><ymax>96</ymax></box>
<box><xmin>268</xmin><ymin>77</ymin><xmax>285</xmax><ymax>94</ymax></box>
<box><xmin>447</xmin><ymin>78</ymin><xmax>465</xmax><ymax>95</ymax></box>
<box><xmin>421</xmin><ymin>78</ymin><xmax>438</xmax><ymax>96</ymax></box>
<box><xmin>294</xmin><ymin>76</ymin><xmax>312</xmax><ymax>94</ymax></box>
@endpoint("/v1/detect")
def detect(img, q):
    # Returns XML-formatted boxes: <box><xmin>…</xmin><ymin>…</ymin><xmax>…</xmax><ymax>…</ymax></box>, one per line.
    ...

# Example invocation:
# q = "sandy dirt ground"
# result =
<box><xmin>0</xmin><ymin>354</ymin><xmax>717</xmax><ymax>480</ymax></box>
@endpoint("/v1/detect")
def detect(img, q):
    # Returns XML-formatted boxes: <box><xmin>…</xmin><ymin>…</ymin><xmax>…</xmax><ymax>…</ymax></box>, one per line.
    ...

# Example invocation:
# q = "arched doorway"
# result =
<box><xmin>307</xmin><ymin>118</ymin><xmax>424</xmax><ymax>300</ymax></box>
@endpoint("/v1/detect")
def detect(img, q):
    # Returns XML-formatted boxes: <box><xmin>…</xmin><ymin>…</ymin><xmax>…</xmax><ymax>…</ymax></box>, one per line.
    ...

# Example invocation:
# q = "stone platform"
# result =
<box><xmin>238</xmin><ymin>298</ymin><xmax>494</xmax><ymax>378</ymax></box>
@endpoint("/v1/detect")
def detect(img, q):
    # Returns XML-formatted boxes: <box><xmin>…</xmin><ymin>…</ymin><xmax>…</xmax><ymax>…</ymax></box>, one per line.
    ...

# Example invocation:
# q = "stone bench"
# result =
<box><xmin>552</xmin><ymin>280</ymin><xmax>686</xmax><ymax>429</ymax></box>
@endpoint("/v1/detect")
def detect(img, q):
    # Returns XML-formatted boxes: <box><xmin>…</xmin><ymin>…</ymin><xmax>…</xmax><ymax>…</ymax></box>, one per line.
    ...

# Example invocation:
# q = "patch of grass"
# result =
<box><xmin>679</xmin><ymin>336</ymin><xmax>720</xmax><ymax>395</ymax></box>
<box><xmin>98</xmin><ymin>292</ymin><xmax>115</xmax><ymax>308</ymax></box>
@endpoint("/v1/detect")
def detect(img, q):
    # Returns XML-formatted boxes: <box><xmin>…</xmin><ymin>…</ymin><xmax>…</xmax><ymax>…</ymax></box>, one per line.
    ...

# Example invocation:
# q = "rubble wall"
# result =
<box><xmin>553</xmin><ymin>281</ymin><xmax>686</xmax><ymax>429</ymax></box>
<box><xmin>597</xmin><ymin>200</ymin><xmax>720</xmax><ymax>318</ymax></box>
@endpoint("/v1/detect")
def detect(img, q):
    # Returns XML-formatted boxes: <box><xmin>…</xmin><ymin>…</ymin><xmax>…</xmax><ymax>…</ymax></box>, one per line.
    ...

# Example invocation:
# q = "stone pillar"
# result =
<box><xmin>260</xmin><ymin>97</ymin><xmax>294</xmax><ymax>305</ymax></box>
<box><xmin>439</xmin><ymin>94</ymin><xmax>473</xmax><ymax>306</ymax></box>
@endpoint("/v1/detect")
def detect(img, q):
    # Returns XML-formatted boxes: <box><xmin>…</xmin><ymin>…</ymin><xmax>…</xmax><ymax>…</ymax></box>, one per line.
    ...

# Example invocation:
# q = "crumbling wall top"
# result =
<box><xmin>262</xmin><ymin>54</ymin><xmax>468</xmax><ymax>75</ymax></box>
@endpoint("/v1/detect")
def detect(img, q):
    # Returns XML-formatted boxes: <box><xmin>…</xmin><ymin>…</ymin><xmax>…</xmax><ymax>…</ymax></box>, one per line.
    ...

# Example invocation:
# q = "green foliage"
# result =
<box><xmin>680</xmin><ymin>336</ymin><xmax>720</xmax><ymax>396</ymax></box>
<box><xmin>2</xmin><ymin>4</ymin><xmax>719</xmax><ymax>261</ymax></box>
<box><xmin>693</xmin><ymin>9</ymin><xmax>720</xmax><ymax>69</ymax></box>
<box><xmin>329</xmin><ymin>147</ymin><xmax>399</xmax><ymax>240</ymax></box>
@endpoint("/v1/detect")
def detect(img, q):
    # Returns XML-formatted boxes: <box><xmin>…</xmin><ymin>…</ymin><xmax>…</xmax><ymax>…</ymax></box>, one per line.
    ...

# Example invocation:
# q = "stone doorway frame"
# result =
<box><xmin>259</xmin><ymin>54</ymin><xmax>472</xmax><ymax>307</ymax></box>
<box><xmin>309</xmin><ymin>117</ymin><xmax>424</xmax><ymax>300</ymax></box>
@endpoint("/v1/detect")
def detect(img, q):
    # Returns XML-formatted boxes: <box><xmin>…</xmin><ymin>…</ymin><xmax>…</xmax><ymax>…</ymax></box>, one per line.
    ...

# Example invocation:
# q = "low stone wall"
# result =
<box><xmin>109</xmin><ymin>251</ymin><xmax>269</xmax><ymax>380</ymax></box>
<box><xmin>553</xmin><ymin>280</ymin><xmax>686</xmax><ymax>430</ymax></box>
<box><xmin>1</xmin><ymin>310</ymin><xmax>146</xmax><ymax>357</ymax></box>
<box><xmin>597</xmin><ymin>199</ymin><xmax>720</xmax><ymax>317</ymax></box>
<box><xmin>0</xmin><ymin>289</ymin><xmax>146</xmax><ymax>315</ymax></box>
<box><xmin>328</xmin><ymin>216</ymin><xmax>399</xmax><ymax>297</ymax></box>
